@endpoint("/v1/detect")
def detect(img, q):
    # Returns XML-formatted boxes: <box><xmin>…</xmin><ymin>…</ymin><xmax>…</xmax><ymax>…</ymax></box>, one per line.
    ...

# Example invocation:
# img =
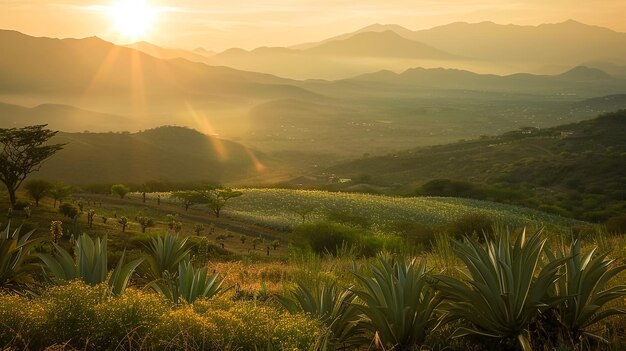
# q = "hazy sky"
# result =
<box><xmin>1</xmin><ymin>0</ymin><xmax>625</xmax><ymax>51</ymax></box>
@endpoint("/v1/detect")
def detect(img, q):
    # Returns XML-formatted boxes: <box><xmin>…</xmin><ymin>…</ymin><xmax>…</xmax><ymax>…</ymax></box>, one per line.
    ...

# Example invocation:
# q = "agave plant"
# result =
<box><xmin>153</xmin><ymin>261</ymin><xmax>224</xmax><ymax>304</ymax></box>
<box><xmin>0</xmin><ymin>222</ymin><xmax>41</xmax><ymax>293</ymax></box>
<box><xmin>432</xmin><ymin>228</ymin><xmax>566</xmax><ymax>351</ymax></box>
<box><xmin>36</xmin><ymin>233</ymin><xmax>144</xmax><ymax>295</ymax></box>
<box><xmin>142</xmin><ymin>234</ymin><xmax>191</xmax><ymax>281</ymax></box>
<box><xmin>351</xmin><ymin>253</ymin><xmax>441</xmax><ymax>350</ymax></box>
<box><xmin>545</xmin><ymin>239</ymin><xmax>626</xmax><ymax>344</ymax></box>
<box><xmin>277</xmin><ymin>280</ymin><xmax>361</xmax><ymax>346</ymax></box>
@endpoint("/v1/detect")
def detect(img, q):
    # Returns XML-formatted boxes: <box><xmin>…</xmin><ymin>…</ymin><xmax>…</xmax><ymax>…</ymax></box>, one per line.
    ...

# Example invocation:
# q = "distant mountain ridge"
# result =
<box><xmin>305</xmin><ymin>31</ymin><xmax>458</xmax><ymax>59</ymax></box>
<box><xmin>207</xmin><ymin>20</ymin><xmax>626</xmax><ymax>79</ymax></box>
<box><xmin>0</xmin><ymin>102</ymin><xmax>132</xmax><ymax>132</ymax></box>
<box><xmin>347</xmin><ymin>65</ymin><xmax>625</xmax><ymax>95</ymax></box>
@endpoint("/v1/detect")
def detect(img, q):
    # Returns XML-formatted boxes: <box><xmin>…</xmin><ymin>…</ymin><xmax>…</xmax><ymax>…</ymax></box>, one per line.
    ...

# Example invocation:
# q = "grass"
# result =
<box><xmin>142</xmin><ymin>188</ymin><xmax>584</xmax><ymax>232</ymax></box>
<box><xmin>0</xmin><ymin>188</ymin><xmax>625</xmax><ymax>350</ymax></box>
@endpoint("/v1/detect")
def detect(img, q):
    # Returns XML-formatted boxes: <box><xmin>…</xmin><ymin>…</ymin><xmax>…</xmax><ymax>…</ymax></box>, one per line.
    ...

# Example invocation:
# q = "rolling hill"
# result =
<box><xmin>0</xmin><ymin>102</ymin><xmax>133</xmax><ymax>132</ymax></box>
<box><xmin>323</xmin><ymin>110</ymin><xmax>626</xmax><ymax>222</ymax></box>
<box><xmin>34</xmin><ymin>126</ymin><xmax>270</xmax><ymax>184</ymax></box>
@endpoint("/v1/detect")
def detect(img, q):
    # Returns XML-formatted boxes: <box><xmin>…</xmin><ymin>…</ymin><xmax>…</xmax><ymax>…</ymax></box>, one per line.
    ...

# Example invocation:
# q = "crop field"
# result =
<box><xmin>139</xmin><ymin>188</ymin><xmax>582</xmax><ymax>232</ymax></box>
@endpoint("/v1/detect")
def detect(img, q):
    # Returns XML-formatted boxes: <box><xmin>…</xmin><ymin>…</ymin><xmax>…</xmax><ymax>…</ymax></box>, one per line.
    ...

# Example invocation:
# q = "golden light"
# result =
<box><xmin>108</xmin><ymin>0</ymin><xmax>157</xmax><ymax>39</ymax></box>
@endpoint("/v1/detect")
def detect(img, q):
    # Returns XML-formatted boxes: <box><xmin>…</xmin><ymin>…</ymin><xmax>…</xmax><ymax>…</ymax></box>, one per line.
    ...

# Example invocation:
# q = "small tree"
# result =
<box><xmin>0</xmin><ymin>125</ymin><xmax>64</xmax><ymax>207</ymax></box>
<box><xmin>24</xmin><ymin>179</ymin><xmax>53</xmax><ymax>206</ymax></box>
<box><xmin>118</xmin><ymin>216</ymin><xmax>128</xmax><ymax>232</ymax></box>
<box><xmin>101</xmin><ymin>216</ymin><xmax>108</xmax><ymax>224</ymax></box>
<box><xmin>137</xmin><ymin>216</ymin><xmax>154</xmax><ymax>233</ymax></box>
<box><xmin>173</xmin><ymin>221</ymin><xmax>182</xmax><ymax>234</ymax></box>
<box><xmin>111</xmin><ymin>184</ymin><xmax>130</xmax><ymax>199</ymax></box>
<box><xmin>165</xmin><ymin>214</ymin><xmax>179</xmax><ymax>229</ymax></box>
<box><xmin>252</xmin><ymin>237</ymin><xmax>262</xmax><ymax>250</ymax></box>
<box><xmin>272</xmin><ymin>240</ymin><xmax>280</xmax><ymax>250</ymax></box>
<box><xmin>200</xmin><ymin>187</ymin><xmax>243</xmax><ymax>218</ymax></box>
<box><xmin>49</xmin><ymin>183</ymin><xmax>71</xmax><ymax>208</ymax></box>
<box><xmin>194</xmin><ymin>224</ymin><xmax>205</xmax><ymax>236</ymax></box>
<box><xmin>171</xmin><ymin>191</ymin><xmax>205</xmax><ymax>211</ymax></box>
<box><xmin>87</xmin><ymin>209</ymin><xmax>95</xmax><ymax>228</ymax></box>
<box><xmin>240</xmin><ymin>235</ymin><xmax>247</xmax><ymax>244</ymax></box>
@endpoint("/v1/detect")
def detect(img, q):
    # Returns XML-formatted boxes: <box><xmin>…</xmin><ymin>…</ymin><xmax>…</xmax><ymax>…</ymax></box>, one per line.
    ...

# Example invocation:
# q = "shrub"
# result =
<box><xmin>606</xmin><ymin>213</ymin><xmax>626</xmax><ymax>234</ymax></box>
<box><xmin>93</xmin><ymin>289</ymin><xmax>169</xmax><ymax>349</ymax></box>
<box><xmin>326</xmin><ymin>210</ymin><xmax>371</xmax><ymax>228</ymax></box>
<box><xmin>35</xmin><ymin>281</ymin><xmax>107</xmax><ymax>349</ymax></box>
<box><xmin>448</xmin><ymin>212</ymin><xmax>495</xmax><ymax>241</ymax></box>
<box><xmin>151</xmin><ymin>305</ymin><xmax>219</xmax><ymax>349</ymax></box>
<box><xmin>0</xmin><ymin>294</ymin><xmax>43</xmax><ymax>348</ymax></box>
<box><xmin>13</xmin><ymin>199</ymin><xmax>30</xmax><ymax>211</ymax></box>
<box><xmin>59</xmin><ymin>203</ymin><xmax>80</xmax><ymax>219</ymax></box>
<box><xmin>193</xmin><ymin>299</ymin><xmax>324</xmax><ymax>350</ymax></box>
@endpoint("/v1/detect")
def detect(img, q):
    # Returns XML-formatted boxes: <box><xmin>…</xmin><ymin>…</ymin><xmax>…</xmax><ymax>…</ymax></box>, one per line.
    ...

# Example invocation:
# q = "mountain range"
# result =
<box><xmin>2</xmin><ymin>22</ymin><xmax>626</xmax><ymax>161</ymax></box>
<box><xmin>152</xmin><ymin>20</ymin><xmax>626</xmax><ymax>80</ymax></box>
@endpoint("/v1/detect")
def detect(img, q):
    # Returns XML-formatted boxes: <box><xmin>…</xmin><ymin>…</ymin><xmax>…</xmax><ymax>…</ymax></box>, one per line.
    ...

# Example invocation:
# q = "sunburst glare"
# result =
<box><xmin>107</xmin><ymin>0</ymin><xmax>158</xmax><ymax>39</ymax></box>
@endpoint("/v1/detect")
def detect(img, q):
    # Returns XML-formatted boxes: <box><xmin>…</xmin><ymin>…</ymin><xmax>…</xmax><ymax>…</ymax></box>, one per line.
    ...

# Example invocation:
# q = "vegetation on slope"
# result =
<box><xmin>326</xmin><ymin>110</ymin><xmax>626</xmax><ymax>223</ymax></box>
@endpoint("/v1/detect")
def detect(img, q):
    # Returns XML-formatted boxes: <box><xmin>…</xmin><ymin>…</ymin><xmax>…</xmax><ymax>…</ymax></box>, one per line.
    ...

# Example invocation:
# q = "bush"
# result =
<box><xmin>13</xmin><ymin>199</ymin><xmax>30</xmax><ymax>211</ymax></box>
<box><xmin>0</xmin><ymin>282</ymin><xmax>324</xmax><ymax>350</ymax></box>
<box><xmin>93</xmin><ymin>289</ymin><xmax>168</xmax><ymax>349</ymax></box>
<box><xmin>326</xmin><ymin>210</ymin><xmax>371</xmax><ymax>228</ymax></box>
<box><xmin>59</xmin><ymin>203</ymin><xmax>80</xmax><ymax>218</ymax></box>
<box><xmin>34</xmin><ymin>281</ymin><xmax>106</xmax><ymax>349</ymax></box>
<box><xmin>294</xmin><ymin>221</ymin><xmax>399</xmax><ymax>256</ymax></box>
<box><xmin>192</xmin><ymin>299</ymin><xmax>324</xmax><ymax>350</ymax></box>
<box><xmin>448</xmin><ymin>213</ymin><xmax>495</xmax><ymax>241</ymax></box>
<box><xmin>606</xmin><ymin>213</ymin><xmax>626</xmax><ymax>234</ymax></box>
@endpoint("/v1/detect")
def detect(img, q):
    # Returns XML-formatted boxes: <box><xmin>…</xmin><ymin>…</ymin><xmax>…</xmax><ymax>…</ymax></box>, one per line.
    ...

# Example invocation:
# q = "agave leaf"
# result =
<box><xmin>109</xmin><ymin>250</ymin><xmax>144</xmax><ymax>296</ymax></box>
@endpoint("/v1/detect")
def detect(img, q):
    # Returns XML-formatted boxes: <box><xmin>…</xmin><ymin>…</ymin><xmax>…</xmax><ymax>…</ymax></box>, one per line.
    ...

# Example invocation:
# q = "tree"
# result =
<box><xmin>0</xmin><ymin>125</ymin><xmax>64</xmax><ymax>207</ymax></box>
<box><xmin>137</xmin><ymin>216</ymin><xmax>154</xmax><ymax>233</ymax></box>
<box><xmin>24</xmin><ymin>179</ymin><xmax>53</xmax><ymax>206</ymax></box>
<box><xmin>118</xmin><ymin>216</ymin><xmax>128</xmax><ymax>232</ymax></box>
<box><xmin>171</xmin><ymin>191</ymin><xmax>205</xmax><ymax>211</ymax></box>
<box><xmin>111</xmin><ymin>184</ymin><xmax>130</xmax><ymax>199</ymax></box>
<box><xmin>49</xmin><ymin>183</ymin><xmax>71</xmax><ymax>208</ymax></box>
<box><xmin>194</xmin><ymin>224</ymin><xmax>205</xmax><ymax>236</ymax></box>
<box><xmin>87</xmin><ymin>209</ymin><xmax>95</xmax><ymax>228</ymax></box>
<box><xmin>200</xmin><ymin>187</ymin><xmax>243</xmax><ymax>218</ymax></box>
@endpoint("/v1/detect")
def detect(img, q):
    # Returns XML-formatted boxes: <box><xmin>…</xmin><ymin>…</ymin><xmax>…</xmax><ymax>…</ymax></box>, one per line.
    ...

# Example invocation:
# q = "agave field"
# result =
<box><xmin>1</xmin><ymin>221</ymin><xmax>625</xmax><ymax>351</ymax></box>
<box><xmin>140</xmin><ymin>189</ymin><xmax>580</xmax><ymax>231</ymax></box>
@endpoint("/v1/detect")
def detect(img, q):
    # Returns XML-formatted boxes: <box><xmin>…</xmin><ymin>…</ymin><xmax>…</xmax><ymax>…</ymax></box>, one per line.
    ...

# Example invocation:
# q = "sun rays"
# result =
<box><xmin>107</xmin><ymin>0</ymin><xmax>159</xmax><ymax>40</ymax></box>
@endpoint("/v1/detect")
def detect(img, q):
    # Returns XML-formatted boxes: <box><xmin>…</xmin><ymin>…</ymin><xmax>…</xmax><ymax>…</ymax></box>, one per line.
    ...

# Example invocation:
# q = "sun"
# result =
<box><xmin>108</xmin><ymin>0</ymin><xmax>157</xmax><ymax>39</ymax></box>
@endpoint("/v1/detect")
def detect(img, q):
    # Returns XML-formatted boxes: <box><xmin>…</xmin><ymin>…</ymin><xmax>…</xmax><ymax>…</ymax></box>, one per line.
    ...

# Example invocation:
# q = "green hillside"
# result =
<box><xmin>34</xmin><ymin>126</ymin><xmax>269</xmax><ymax>184</ymax></box>
<box><xmin>325</xmin><ymin>110</ymin><xmax>626</xmax><ymax>222</ymax></box>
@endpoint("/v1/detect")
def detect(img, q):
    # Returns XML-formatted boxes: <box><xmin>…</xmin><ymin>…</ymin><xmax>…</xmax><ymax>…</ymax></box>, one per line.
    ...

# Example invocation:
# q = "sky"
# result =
<box><xmin>1</xmin><ymin>0</ymin><xmax>625</xmax><ymax>51</ymax></box>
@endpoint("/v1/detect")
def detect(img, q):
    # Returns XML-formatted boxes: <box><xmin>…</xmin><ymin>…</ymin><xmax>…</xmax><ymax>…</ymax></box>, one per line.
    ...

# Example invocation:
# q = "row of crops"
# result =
<box><xmin>139</xmin><ymin>189</ymin><xmax>580</xmax><ymax>231</ymax></box>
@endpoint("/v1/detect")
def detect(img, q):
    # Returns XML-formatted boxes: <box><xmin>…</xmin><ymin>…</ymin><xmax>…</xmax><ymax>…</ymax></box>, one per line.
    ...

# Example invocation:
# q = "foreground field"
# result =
<box><xmin>0</xmin><ymin>187</ymin><xmax>625</xmax><ymax>350</ymax></box>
